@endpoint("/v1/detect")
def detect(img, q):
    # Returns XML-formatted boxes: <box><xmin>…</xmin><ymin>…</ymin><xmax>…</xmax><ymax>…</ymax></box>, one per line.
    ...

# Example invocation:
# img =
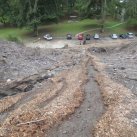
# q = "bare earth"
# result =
<box><xmin>0</xmin><ymin>38</ymin><xmax>137</xmax><ymax>137</ymax></box>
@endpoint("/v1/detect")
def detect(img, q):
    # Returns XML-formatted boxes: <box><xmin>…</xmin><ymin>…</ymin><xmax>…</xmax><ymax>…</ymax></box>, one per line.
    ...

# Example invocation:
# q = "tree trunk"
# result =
<box><xmin>33</xmin><ymin>23</ymin><xmax>38</xmax><ymax>37</ymax></box>
<box><xmin>100</xmin><ymin>0</ymin><xmax>107</xmax><ymax>33</ymax></box>
<box><xmin>33</xmin><ymin>0</ymin><xmax>39</xmax><ymax>36</ymax></box>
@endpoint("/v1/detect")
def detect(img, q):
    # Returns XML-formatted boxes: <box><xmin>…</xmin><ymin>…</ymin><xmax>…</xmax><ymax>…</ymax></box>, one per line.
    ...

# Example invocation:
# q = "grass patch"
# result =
<box><xmin>0</xmin><ymin>19</ymin><xmax>134</xmax><ymax>40</ymax></box>
<box><xmin>38</xmin><ymin>19</ymin><xmax>100</xmax><ymax>36</ymax></box>
<box><xmin>0</xmin><ymin>27</ymin><xmax>29</xmax><ymax>40</ymax></box>
<box><xmin>6</xmin><ymin>34</ymin><xmax>21</xmax><ymax>43</ymax></box>
<box><xmin>105</xmin><ymin>20</ymin><xmax>127</xmax><ymax>33</ymax></box>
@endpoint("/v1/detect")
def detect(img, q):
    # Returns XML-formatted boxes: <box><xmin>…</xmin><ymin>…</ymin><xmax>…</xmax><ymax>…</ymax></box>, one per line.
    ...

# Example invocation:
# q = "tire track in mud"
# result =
<box><xmin>0</xmin><ymin>79</ymin><xmax>67</xmax><ymax>124</ymax></box>
<box><xmin>46</xmin><ymin>63</ymin><xmax>105</xmax><ymax>137</ymax></box>
<box><xmin>38</xmin><ymin>78</ymin><xmax>67</xmax><ymax>108</ymax></box>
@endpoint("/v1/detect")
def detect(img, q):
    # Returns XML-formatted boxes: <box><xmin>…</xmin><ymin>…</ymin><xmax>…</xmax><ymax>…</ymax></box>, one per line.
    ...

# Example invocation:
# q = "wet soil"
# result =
<box><xmin>1</xmin><ymin>39</ymin><xmax>136</xmax><ymax>136</ymax></box>
<box><xmin>0</xmin><ymin>40</ymin><xmax>86</xmax><ymax>99</ymax></box>
<box><xmin>46</xmin><ymin>64</ymin><xmax>104</xmax><ymax>137</ymax></box>
<box><xmin>89</xmin><ymin>42</ymin><xmax>137</xmax><ymax>96</ymax></box>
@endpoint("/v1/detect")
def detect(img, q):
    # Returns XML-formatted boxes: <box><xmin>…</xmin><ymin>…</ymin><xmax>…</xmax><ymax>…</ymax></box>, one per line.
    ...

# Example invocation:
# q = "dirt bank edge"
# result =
<box><xmin>89</xmin><ymin>54</ymin><xmax>137</xmax><ymax>137</ymax></box>
<box><xmin>0</xmin><ymin>57</ymin><xmax>90</xmax><ymax>137</ymax></box>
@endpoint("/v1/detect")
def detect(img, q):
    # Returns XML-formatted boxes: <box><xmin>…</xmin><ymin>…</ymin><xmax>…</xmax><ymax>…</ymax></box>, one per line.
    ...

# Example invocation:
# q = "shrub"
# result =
<box><xmin>7</xmin><ymin>34</ymin><xmax>20</xmax><ymax>43</ymax></box>
<box><xmin>126</xmin><ymin>19</ymin><xmax>137</xmax><ymax>27</ymax></box>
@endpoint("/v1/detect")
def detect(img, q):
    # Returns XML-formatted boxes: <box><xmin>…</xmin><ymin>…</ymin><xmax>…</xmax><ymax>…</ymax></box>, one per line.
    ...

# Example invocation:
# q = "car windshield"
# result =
<box><xmin>67</xmin><ymin>34</ymin><xmax>71</xmax><ymax>36</ymax></box>
<box><xmin>46</xmin><ymin>34</ymin><xmax>51</xmax><ymax>37</ymax></box>
<box><xmin>128</xmin><ymin>33</ymin><xmax>133</xmax><ymax>35</ymax></box>
<box><xmin>113</xmin><ymin>34</ymin><xmax>117</xmax><ymax>36</ymax></box>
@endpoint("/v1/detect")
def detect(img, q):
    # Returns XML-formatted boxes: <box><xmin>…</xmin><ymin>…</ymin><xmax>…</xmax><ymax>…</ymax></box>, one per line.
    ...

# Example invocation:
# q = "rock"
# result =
<box><xmin>120</xmin><ymin>67</ymin><xmax>126</xmax><ymax>70</ymax></box>
<box><xmin>7</xmin><ymin>79</ymin><xmax>11</xmax><ymax>83</ymax></box>
<box><xmin>63</xmin><ymin>131</ymin><xmax>67</xmax><ymax>134</ymax></box>
<box><xmin>0</xmin><ymin>58</ymin><xmax>7</xmax><ymax>64</ymax></box>
<box><xmin>90</xmin><ymin>47</ymin><xmax>107</xmax><ymax>53</ymax></box>
<box><xmin>76</xmin><ymin>115</ymin><xmax>80</xmax><ymax>118</ymax></box>
<box><xmin>63</xmin><ymin>44</ymin><xmax>68</xmax><ymax>49</ymax></box>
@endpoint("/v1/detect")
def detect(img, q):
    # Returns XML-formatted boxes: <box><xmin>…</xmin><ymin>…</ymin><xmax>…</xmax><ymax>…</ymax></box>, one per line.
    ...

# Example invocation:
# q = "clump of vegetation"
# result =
<box><xmin>126</xmin><ymin>19</ymin><xmax>137</xmax><ymax>27</ymax></box>
<box><xmin>7</xmin><ymin>34</ymin><xmax>20</xmax><ymax>43</ymax></box>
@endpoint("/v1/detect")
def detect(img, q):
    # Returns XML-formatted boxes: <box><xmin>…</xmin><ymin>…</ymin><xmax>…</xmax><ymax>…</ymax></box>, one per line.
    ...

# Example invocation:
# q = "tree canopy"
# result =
<box><xmin>1</xmin><ymin>0</ymin><xmax>137</xmax><ymax>35</ymax></box>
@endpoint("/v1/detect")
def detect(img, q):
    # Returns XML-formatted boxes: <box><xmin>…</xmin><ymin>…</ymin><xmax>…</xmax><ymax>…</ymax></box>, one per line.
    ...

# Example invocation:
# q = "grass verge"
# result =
<box><xmin>0</xmin><ymin>19</ymin><xmax>133</xmax><ymax>40</ymax></box>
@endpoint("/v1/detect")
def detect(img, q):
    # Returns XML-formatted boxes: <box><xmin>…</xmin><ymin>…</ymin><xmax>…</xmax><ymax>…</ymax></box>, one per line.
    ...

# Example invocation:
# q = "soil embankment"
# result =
<box><xmin>1</xmin><ymin>39</ymin><xmax>137</xmax><ymax>137</ymax></box>
<box><xmin>46</xmin><ymin>64</ymin><xmax>104</xmax><ymax>137</ymax></box>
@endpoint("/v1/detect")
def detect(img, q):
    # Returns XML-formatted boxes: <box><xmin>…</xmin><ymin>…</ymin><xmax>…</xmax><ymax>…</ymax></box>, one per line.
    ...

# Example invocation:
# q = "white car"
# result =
<box><xmin>43</xmin><ymin>34</ymin><xmax>53</xmax><ymax>40</ymax></box>
<box><xmin>111</xmin><ymin>34</ymin><xmax>118</xmax><ymax>39</ymax></box>
<box><xmin>127</xmin><ymin>32</ymin><xmax>134</xmax><ymax>39</ymax></box>
<box><xmin>94</xmin><ymin>34</ymin><xmax>100</xmax><ymax>39</ymax></box>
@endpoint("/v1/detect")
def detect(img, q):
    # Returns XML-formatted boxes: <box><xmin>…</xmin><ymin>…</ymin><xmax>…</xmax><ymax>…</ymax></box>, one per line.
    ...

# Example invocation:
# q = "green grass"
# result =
<box><xmin>105</xmin><ymin>20</ymin><xmax>127</xmax><ymax>34</ymax></box>
<box><xmin>0</xmin><ymin>19</ymin><xmax>133</xmax><ymax>40</ymax></box>
<box><xmin>39</xmin><ymin>19</ymin><xmax>100</xmax><ymax>36</ymax></box>
<box><xmin>0</xmin><ymin>27</ymin><xmax>29</xmax><ymax>40</ymax></box>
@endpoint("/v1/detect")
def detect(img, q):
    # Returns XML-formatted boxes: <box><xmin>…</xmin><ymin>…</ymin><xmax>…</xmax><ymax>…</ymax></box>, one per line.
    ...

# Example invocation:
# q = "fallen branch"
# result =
<box><xmin>17</xmin><ymin>118</ymin><xmax>46</xmax><ymax>126</ymax></box>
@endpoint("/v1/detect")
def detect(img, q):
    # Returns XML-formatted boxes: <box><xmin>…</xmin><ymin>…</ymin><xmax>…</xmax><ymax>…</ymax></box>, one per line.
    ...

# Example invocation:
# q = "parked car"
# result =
<box><xmin>111</xmin><ymin>34</ymin><xmax>118</xmax><ymax>39</ymax></box>
<box><xmin>119</xmin><ymin>34</ymin><xmax>128</xmax><ymax>39</ymax></box>
<box><xmin>66</xmin><ymin>33</ymin><xmax>72</xmax><ymax>40</ymax></box>
<box><xmin>43</xmin><ymin>34</ymin><xmax>53</xmax><ymax>40</ymax></box>
<box><xmin>86</xmin><ymin>34</ymin><xmax>91</xmax><ymax>40</ymax></box>
<box><xmin>127</xmin><ymin>32</ymin><xmax>134</xmax><ymax>39</ymax></box>
<box><xmin>94</xmin><ymin>34</ymin><xmax>100</xmax><ymax>39</ymax></box>
<box><xmin>77</xmin><ymin>33</ymin><xmax>84</xmax><ymax>40</ymax></box>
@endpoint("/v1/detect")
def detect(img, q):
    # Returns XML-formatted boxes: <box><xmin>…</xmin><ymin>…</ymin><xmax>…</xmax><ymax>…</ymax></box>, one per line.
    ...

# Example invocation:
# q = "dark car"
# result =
<box><xmin>66</xmin><ymin>34</ymin><xmax>72</xmax><ymax>40</ymax></box>
<box><xmin>119</xmin><ymin>34</ymin><xmax>128</xmax><ymax>39</ymax></box>
<box><xmin>86</xmin><ymin>34</ymin><xmax>91</xmax><ymax>40</ymax></box>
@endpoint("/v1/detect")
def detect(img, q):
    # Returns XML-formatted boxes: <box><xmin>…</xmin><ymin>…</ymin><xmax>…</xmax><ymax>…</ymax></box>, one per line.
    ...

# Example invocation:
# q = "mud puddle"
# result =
<box><xmin>46</xmin><ymin>64</ymin><xmax>104</xmax><ymax>137</ymax></box>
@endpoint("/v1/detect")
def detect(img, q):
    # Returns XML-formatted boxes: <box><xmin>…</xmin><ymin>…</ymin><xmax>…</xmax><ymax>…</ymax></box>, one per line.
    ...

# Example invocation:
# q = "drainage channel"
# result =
<box><xmin>46</xmin><ymin>64</ymin><xmax>105</xmax><ymax>137</ymax></box>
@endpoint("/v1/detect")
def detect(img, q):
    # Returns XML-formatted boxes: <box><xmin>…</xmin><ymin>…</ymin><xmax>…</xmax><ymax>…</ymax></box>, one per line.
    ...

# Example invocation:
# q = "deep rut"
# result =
<box><xmin>46</xmin><ymin>64</ymin><xmax>104</xmax><ymax>137</ymax></box>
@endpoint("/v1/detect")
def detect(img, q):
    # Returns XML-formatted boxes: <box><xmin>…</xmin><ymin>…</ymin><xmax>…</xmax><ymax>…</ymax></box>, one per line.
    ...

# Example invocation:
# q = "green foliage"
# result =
<box><xmin>0</xmin><ymin>0</ymin><xmax>64</xmax><ymax>35</ymax></box>
<box><xmin>1</xmin><ymin>0</ymin><xmax>137</xmax><ymax>37</ymax></box>
<box><xmin>7</xmin><ymin>34</ymin><xmax>20</xmax><ymax>42</ymax></box>
<box><xmin>126</xmin><ymin>19</ymin><xmax>137</xmax><ymax>27</ymax></box>
<box><xmin>125</xmin><ymin>0</ymin><xmax>137</xmax><ymax>19</ymax></box>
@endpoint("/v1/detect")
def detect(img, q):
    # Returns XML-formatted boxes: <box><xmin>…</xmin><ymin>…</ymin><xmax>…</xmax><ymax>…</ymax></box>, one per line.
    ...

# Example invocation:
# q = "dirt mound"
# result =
<box><xmin>0</xmin><ymin>65</ymin><xmax>87</xmax><ymax>137</ymax></box>
<box><xmin>0</xmin><ymin>40</ymin><xmax>90</xmax><ymax>136</ymax></box>
<box><xmin>93</xmin><ymin>41</ymin><xmax>137</xmax><ymax>96</ymax></box>
<box><xmin>0</xmin><ymin>41</ymin><xmax>86</xmax><ymax>97</ymax></box>
<box><xmin>88</xmin><ymin>47</ymin><xmax>107</xmax><ymax>53</ymax></box>
<box><xmin>88</xmin><ymin>41</ymin><xmax>137</xmax><ymax>55</ymax></box>
<box><xmin>1</xmin><ymin>39</ymin><xmax>137</xmax><ymax>137</ymax></box>
<box><xmin>108</xmin><ymin>41</ymin><xmax>137</xmax><ymax>54</ymax></box>
<box><xmin>90</xmin><ymin>54</ymin><xmax>137</xmax><ymax>137</ymax></box>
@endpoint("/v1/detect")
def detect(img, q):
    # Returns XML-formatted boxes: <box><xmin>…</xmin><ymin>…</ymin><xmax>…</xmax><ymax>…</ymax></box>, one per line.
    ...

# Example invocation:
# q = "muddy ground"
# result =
<box><xmin>0</xmin><ymin>39</ymin><xmax>137</xmax><ymax>137</ymax></box>
<box><xmin>46</xmin><ymin>64</ymin><xmax>104</xmax><ymax>137</ymax></box>
<box><xmin>0</xmin><ymin>40</ymin><xmax>86</xmax><ymax>97</ymax></box>
<box><xmin>88</xmin><ymin>41</ymin><xmax>137</xmax><ymax>96</ymax></box>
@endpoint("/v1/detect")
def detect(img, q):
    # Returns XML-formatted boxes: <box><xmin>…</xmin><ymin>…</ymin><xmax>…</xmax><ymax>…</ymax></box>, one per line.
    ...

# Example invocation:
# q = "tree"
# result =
<box><xmin>101</xmin><ymin>0</ymin><xmax>107</xmax><ymax>32</ymax></box>
<box><xmin>17</xmin><ymin>0</ymin><xmax>63</xmax><ymax>36</ymax></box>
<box><xmin>75</xmin><ymin>0</ymin><xmax>107</xmax><ymax>32</ymax></box>
<box><xmin>76</xmin><ymin>0</ymin><xmax>101</xmax><ymax>18</ymax></box>
<box><xmin>0</xmin><ymin>0</ymin><xmax>64</xmax><ymax>35</ymax></box>
<box><xmin>0</xmin><ymin>0</ymin><xmax>12</xmax><ymax>25</ymax></box>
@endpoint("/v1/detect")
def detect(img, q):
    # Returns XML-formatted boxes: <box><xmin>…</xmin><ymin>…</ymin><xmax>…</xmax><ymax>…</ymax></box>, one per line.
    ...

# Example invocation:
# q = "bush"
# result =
<box><xmin>126</xmin><ymin>19</ymin><xmax>137</xmax><ymax>27</ymax></box>
<box><xmin>7</xmin><ymin>34</ymin><xmax>20</xmax><ymax>43</ymax></box>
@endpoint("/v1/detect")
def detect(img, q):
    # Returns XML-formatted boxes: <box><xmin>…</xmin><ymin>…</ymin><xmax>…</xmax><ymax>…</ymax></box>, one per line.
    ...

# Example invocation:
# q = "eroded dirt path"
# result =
<box><xmin>46</xmin><ymin>63</ymin><xmax>104</xmax><ymax>137</ymax></box>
